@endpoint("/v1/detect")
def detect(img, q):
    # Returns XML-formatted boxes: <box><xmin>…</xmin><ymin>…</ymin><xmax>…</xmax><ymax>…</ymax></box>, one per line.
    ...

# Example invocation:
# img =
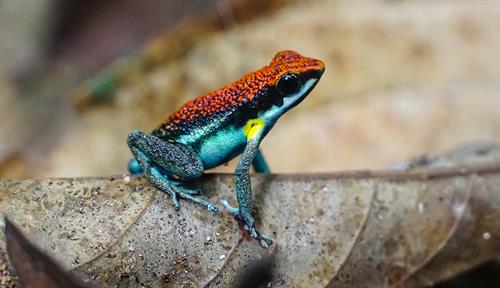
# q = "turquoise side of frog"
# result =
<box><xmin>127</xmin><ymin>50</ymin><xmax>325</xmax><ymax>245</ymax></box>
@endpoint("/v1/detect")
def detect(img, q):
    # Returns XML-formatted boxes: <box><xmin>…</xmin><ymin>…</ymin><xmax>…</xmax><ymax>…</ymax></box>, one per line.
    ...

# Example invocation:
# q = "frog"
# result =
<box><xmin>127</xmin><ymin>50</ymin><xmax>325</xmax><ymax>245</ymax></box>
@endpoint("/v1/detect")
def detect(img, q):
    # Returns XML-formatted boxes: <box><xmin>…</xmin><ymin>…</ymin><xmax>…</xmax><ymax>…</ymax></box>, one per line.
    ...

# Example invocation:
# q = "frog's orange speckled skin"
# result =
<box><xmin>154</xmin><ymin>50</ymin><xmax>324</xmax><ymax>140</ymax></box>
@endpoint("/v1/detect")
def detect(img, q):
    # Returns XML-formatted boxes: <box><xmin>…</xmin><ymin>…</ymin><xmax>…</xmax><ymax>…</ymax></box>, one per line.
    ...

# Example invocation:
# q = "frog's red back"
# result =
<box><xmin>153</xmin><ymin>50</ymin><xmax>324</xmax><ymax>140</ymax></box>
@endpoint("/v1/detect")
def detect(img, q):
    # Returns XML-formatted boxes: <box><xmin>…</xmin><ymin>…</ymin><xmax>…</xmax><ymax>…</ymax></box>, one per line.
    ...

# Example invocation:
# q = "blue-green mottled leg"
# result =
<box><xmin>127</xmin><ymin>130</ymin><xmax>218</xmax><ymax>213</ymax></box>
<box><xmin>252</xmin><ymin>149</ymin><xmax>270</xmax><ymax>173</ymax></box>
<box><xmin>221</xmin><ymin>133</ymin><xmax>273</xmax><ymax>246</ymax></box>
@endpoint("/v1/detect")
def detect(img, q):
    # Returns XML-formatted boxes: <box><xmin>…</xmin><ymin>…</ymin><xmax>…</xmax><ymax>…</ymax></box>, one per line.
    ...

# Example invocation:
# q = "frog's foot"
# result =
<box><xmin>220</xmin><ymin>199</ymin><xmax>273</xmax><ymax>247</ymax></box>
<box><xmin>220</xmin><ymin>199</ymin><xmax>241</xmax><ymax>216</ymax></box>
<box><xmin>166</xmin><ymin>182</ymin><xmax>219</xmax><ymax>213</ymax></box>
<box><xmin>129</xmin><ymin>146</ymin><xmax>218</xmax><ymax>213</ymax></box>
<box><xmin>135</xmin><ymin>158</ymin><xmax>219</xmax><ymax>213</ymax></box>
<box><xmin>172</xmin><ymin>182</ymin><xmax>202</xmax><ymax>195</ymax></box>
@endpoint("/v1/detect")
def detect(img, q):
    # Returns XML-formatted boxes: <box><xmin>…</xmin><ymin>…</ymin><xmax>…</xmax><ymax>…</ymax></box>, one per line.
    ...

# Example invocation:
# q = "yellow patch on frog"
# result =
<box><xmin>243</xmin><ymin>118</ymin><xmax>265</xmax><ymax>140</ymax></box>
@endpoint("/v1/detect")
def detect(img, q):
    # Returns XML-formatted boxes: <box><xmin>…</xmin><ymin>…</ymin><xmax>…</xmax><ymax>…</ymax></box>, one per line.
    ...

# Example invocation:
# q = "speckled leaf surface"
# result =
<box><xmin>0</xmin><ymin>177</ymin><xmax>155</xmax><ymax>269</ymax></box>
<box><xmin>1</xmin><ymin>157</ymin><xmax>500</xmax><ymax>287</ymax></box>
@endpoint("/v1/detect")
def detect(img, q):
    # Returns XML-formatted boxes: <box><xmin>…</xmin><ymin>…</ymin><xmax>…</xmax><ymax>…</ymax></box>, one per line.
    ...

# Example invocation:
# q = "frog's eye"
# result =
<box><xmin>276</xmin><ymin>73</ymin><xmax>302</xmax><ymax>96</ymax></box>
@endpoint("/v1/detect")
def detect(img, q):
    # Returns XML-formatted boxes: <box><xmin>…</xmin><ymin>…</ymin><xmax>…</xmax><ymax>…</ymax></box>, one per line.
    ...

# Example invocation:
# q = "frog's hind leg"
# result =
<box><xmin>127</xmin><ymin>130</ymin><xmax>218</xmax><ymax>213</ymax></box>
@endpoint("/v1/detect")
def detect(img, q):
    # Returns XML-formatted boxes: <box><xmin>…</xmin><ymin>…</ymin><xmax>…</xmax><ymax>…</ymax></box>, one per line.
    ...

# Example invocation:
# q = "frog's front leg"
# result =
<box><xmin>127</xmin><ymin>130</ymin><xmax>218</xmax><ymax>213</ymax></box>
<box><xmin>221</xmin><ymin>123</ymin><xmax>273</xmax><ymax>246</ymax></box>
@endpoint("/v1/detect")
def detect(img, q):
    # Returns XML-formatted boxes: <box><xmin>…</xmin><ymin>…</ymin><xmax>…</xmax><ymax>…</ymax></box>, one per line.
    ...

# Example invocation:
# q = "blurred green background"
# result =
<box><xmin>1</xmin><ymin>0</ymin><xmax>499</xmax><ymax>180</ymax></box>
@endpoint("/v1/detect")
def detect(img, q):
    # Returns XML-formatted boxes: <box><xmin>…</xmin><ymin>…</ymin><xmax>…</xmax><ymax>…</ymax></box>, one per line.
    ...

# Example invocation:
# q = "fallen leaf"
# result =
<box><xmin>0</xmin><ymin>143</ymin><xmax>499</xmax><ymax>287</ymax></box>
<box><xmin>4</xmin><ymin>217</ymin><xmax>95</xmax><ymax>288</ymax></box>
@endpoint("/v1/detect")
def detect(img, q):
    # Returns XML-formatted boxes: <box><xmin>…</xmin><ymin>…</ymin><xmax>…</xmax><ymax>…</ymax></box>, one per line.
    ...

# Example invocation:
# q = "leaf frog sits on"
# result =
<box><xmin>127</xmin><ymin>50</ymin><xmax>325</xmax><ymax>245</ymax></box>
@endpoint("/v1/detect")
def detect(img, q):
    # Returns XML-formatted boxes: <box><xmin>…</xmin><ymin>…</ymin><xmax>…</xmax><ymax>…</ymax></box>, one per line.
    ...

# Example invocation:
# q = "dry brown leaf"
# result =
<box><xmin>4</xmin><ymin>217</ymin><xmax>96</xmax><ymax>288</ymax></box>
<box><xmin>0</xmin><ymin>144</ymin><xmax>499</xmax><ymax>287</ymax></box>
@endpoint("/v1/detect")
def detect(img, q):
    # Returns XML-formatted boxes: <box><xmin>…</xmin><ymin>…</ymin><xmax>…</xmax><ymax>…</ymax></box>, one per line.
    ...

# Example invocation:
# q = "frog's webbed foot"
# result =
<box><xmin>221</xmin><ymin>199</ymin><xmax>273</xmax><ymax>247</ymax></box>
<box><xmin>171</xmin><ymin>182</ymin><xmax>219</xmax><ymax>213</ymax></box>
<box><xmin>127</xmin><ymin>130</ymin><xmax>219</xmax><ymax>213</ymax></box>
<box><xmin>144</xmin><ymin>163</ymin><xmax>219</xmax><ymax>213</ymax></box>
<box><xmin>171</xmin><ymin>182</ymin><xmax>202</xmax><ymax>195</ymax></box>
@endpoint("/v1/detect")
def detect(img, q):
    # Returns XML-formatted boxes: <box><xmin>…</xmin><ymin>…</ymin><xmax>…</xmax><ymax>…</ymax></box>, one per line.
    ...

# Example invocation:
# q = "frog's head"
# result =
<box><xmin>260</xmin><ymin>50</ymin><xmax>325</xmax><ymax>123</ymax></box>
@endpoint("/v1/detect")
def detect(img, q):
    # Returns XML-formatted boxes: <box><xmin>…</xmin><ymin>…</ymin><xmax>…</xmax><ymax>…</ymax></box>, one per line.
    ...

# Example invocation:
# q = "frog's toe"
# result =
<box><xmin>172</xmin><ymin>183</ymin><xmax>202</xmax><ymax>195</ymax></box>
<box><xmin>171</xmin><ymin>185</ymin><xmax>219</xmax><ymax>213</ymax></box>
<box><xmin>240</xmin><ymin>214</ymin><xmax>273</xmax><ymax>247</ymax></box>
<box><xmin>220</xmin><ymin>199</ymin><xmax>241</xmax><ymax>217</ymax></box>
<box><xmin>249</xmin><ymin>226</ymin><xmax>273</xmax><ymax>247</ymax></box>
<box><xmin>185</xmin><ymin>188</ymin><xmax>202</xmax><ymax>195</ymax></box>
<box><xmin>206</xmin><ymin>204</ymin><xmax>219</xmax><ymax>213</ymax></box>
<box><xmin>170</xmin><ymin>190</ymin><xmax>181</xmax><ymax>211</ymax></box>
<box><xmin>242</xmin><ymin>219</ymin><xmax>273</xmax><ymax>247</ymax></box>
<box><xmin>220</xmin><ymin>200</ymin><xmax>272</xmax><ymax>246</ymax></box>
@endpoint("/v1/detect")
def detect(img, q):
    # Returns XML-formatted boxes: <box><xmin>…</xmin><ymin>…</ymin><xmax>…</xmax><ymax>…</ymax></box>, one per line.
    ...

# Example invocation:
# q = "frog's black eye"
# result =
<box><xmin>276</xmin><ymin>73</ymin><xmax>302</xmax><ymax>96</ymax></box>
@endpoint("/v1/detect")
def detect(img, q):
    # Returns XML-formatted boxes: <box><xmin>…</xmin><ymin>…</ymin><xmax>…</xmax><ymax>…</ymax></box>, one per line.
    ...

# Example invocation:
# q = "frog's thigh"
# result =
<box><xmin>127</xmin><ymin>130</ymin><xmax>203</xmax><ymax>181</ymax></box>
